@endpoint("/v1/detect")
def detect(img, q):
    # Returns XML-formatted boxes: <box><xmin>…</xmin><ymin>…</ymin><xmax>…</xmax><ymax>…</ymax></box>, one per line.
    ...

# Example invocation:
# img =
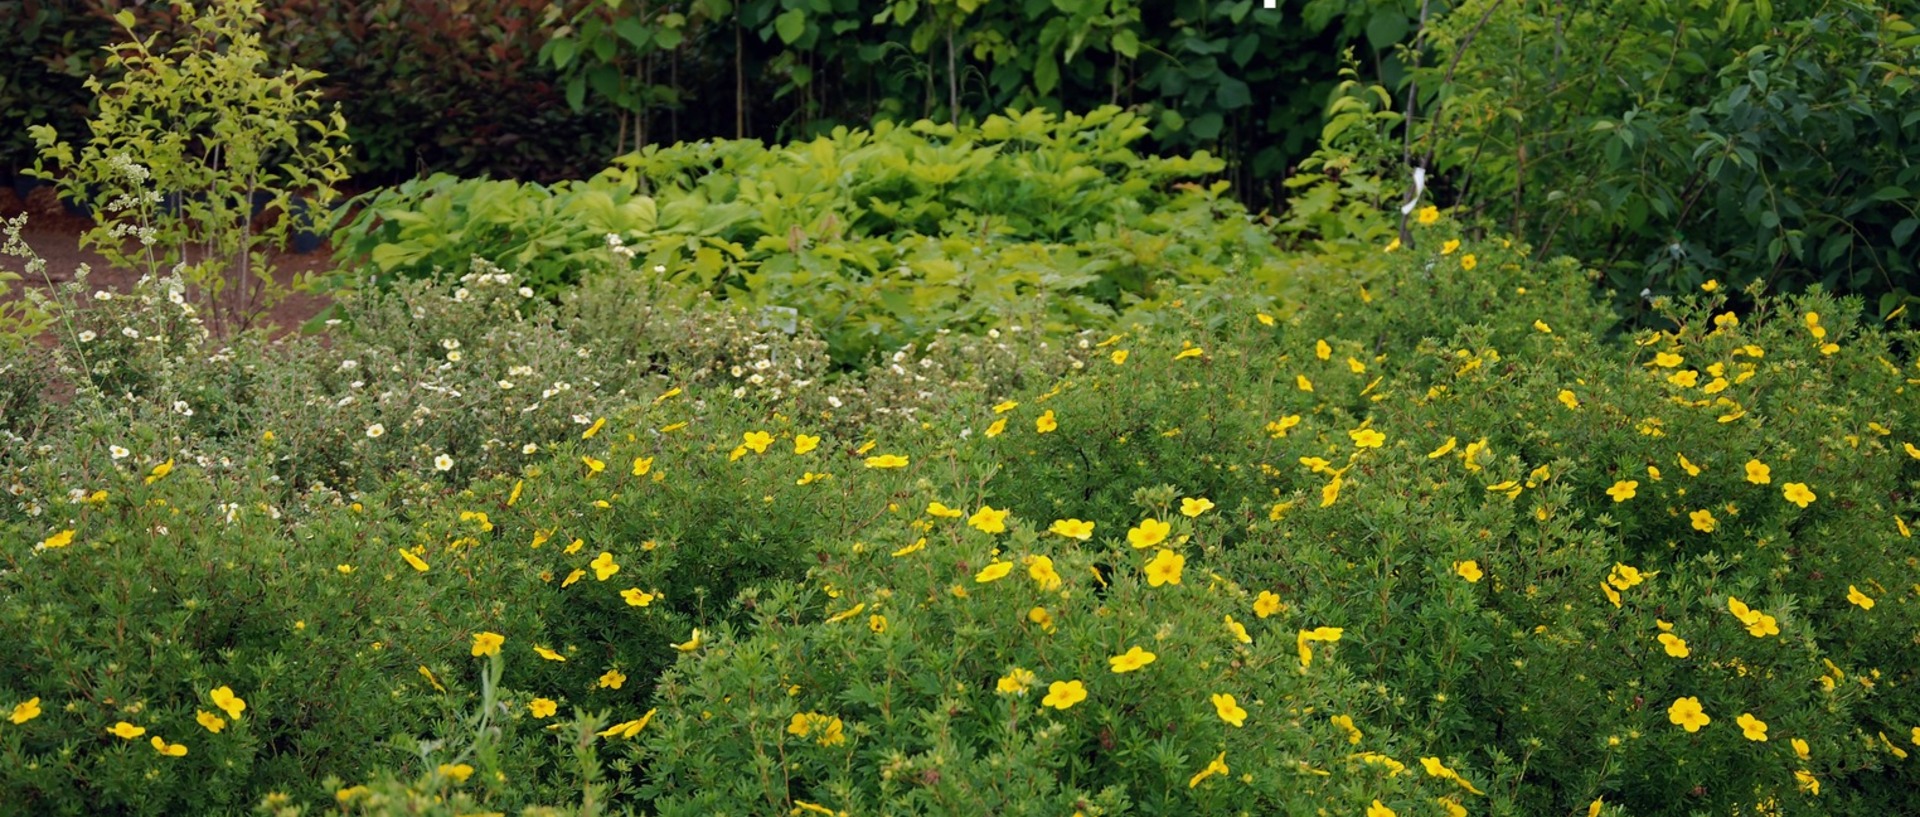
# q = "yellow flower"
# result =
<box><xmin>438</xmin><ymin>763</ymin><xmax>475</xmax><ymax>783</ymax></box>
<box><xmin>968</xmin><ymin>506</ymin><xmax>1010</xmax><ymax>533</ymax></box>
<box><xmin>1440</xmin><ymin>239</ymin><xmax>1460</xmax><ymax>255</ymax></box>
<box><xmin>418</xmin><ymin>665</ymin><xmax>446</xmax><ymax>692</ymax></box>
<box><xmin>1109</xmin><ymin>645</ymin><xmax>1157</xmax><ymax>673</ymax></box>
<box><xmin>1127</xmin><ymin>518</ymin><xmax>1170</xmax><ymax>548</ymax></box>
<box><xmin>1144</xmin><ymin>549</ymin><xmax>1184</xmax><ymax>587</ymax></box>
<box><xmin>1847</xmin><ymin>585</ymin><xmax>1875</xmax><ymax>610</ymax></box>
<box><xmin>1295</xmin><ymin>626</ymin><xmax>1343</xmax><ymax>668</ymax></box>
<box><xmin>562</xmin><ymin>568</ymin><xmax>586</xmax><ymax>587</ymax></box>
<box><xmin>1366</xmin><ymin>799</ymin><xmax>1396</xmax><ymax>817</ymax></box>
<box><xmin>992</xmin><ymin>400</ymin><xmax>1019</xmax><ymax>414</ymax></box>
<box><xmin>145</xmin><ymin>458</ymin><xmax>174</xmax><ymax>484</ymax></box>
<box><xmin>890</xmin><ymin>538</ymin><xmax>926</xmax><ymax>557</ymax></box>
<box><xmin>1027</xmin><ymin>555</ymin><xmax>1062</xmax><ymax>591</ymax></box>
<box><xmin>1461</xmin><ymin>253</ymin><xmax>1477</xmax><ymax>271</ymax></box>
<box><xmin>1321</xmin><ymin>476</ymin><xmax>1343</xmax><ymax>507</ymax></box>
<box><xmin>1736</xmin><ymin>713</ymin><xmax>1769</xmax><ymax>741</ymax></box>
<box><xmin>108</xmin><ymin>721</ymin><xmax>146</xmax><ymax>739</ymax></box>
<box><xmin>1606</xmin><ymin>480</ymin><xmax>1638</xmax><ymax>502</ymax></box>
<box><xmin>1384</xmin><ymin>237</ymin><xmax>1401</xmax><ymax>252</ymax></box>
<box><xmin>1027</xmin><ymin>606</ymin><xmax>1056</xmax><ymax>633</ymax></box>
<box><xmin>1035</xmin><ymin>410</ymin><xmax>1058</xmax><ymax>434</ymax></box>
<box><xmin>1678</xmin><ymin>453</ymin><xmax>1701</xmax><ymax>476</ymax></box>
<box><xmin>1188</xmin><ymin>751</ymin><xmax>1230</xmax><ymax>788</ymax></box>
<box><xmin>1049</xmin><ymin>518</ymin><xmax>1095</xmax><ymax>540</ymax></box>
<box><xmin>1110</xmin><ymin>349</ymin><xmax>1129</xmax><ymax>365</ymax></box>
<box><xmin>1793</xmin><ymin>738</ymin><xmax>1811</xmax><ymax>760</ymax></box>
<box><xmin>1658</xmin><ymin>633</ymin><xmax>1690</xmax><ymax>658</ymax></box>
<box><xmin>824</xmin><ymin>603</ymin><xmax>866</xmax><ymax>624</ymax></box>
<box><xmin>1667</xmin><ymin>369</ymin><xmax>1699</xmax><ymax>387</ymax></box>
<box><xmin>1417</xmin><ymin>205</ymin><xmax>1440</xmax><ymax>225</ymax></box>
<box><xmin>399</xmin><ymin>548</ymin><xmax>429</xmax><ymax>572</ymax></box>
<box><xmin>1453</xmin><ymin>560</ymin><xmax>1483</xmax><ymax>583</ymax></box>
<box><xmin>975</xmin><ymin>561</ymin><xmax>1014</xmax><ymax>583</ymax></box>
<box><xmin>1210</xmin><ymin>693</ymin><xmax>1248</xmax><ymax>727</ymax></box>
<box><xmin>1296</xmin><ymin>374</ymin><xmax>1314</xmax><ymax>392</ymax></box>
<box><xmin>1795</xmin><ymin>769</ymin><xmax>1820</xmax><ymax>795</ymax></box>
<box><xmin>1653</xmin><ymin>352</ymin><xmax>1683</xmax><ymax>368</ymax></box>
<box><xmin>598</xmin><ymin>669</ymin><xmax>627</xmax><ymax>690</ymax></box>
<box><xmin>150</xmin><ymin>736</ymin><xmax>187</xmax><ymax>757</ymax></box>
<box><xmin>1174</xmin><ymin>497</ymin><xmax>1215</xmax><ymax>519</ymax></box>
<box><xmin>794</xmin><ymin>434</ymin><xmax>820</xmax><ymax>454</ymax></box>
<box><xmin>1267</xmin><ymin>415</ymin><xmax>1302</xmax><ymax>438</ymax></box>
<box><xmin>1420</xmin><ymin>757</ymin><xmax>1485</xmax><ymax>794</ymax></box>
<box><xmin>864</xmin><ymin>453</ymin><xmax>910</xmax><ymax>468</ymax></box>
<box><xmin>1702</xmin><ymin>279</ymin><xmax>1719</xmax><ymax>292</ymax></box>
<box><xmin>1331</xmin><ymin>714</ymin><xmax>1362</xmax><ymax>744</ymax></box>
<box><xmin>1350</xmin><ymin>428</ymin><xmax>1386</xmax><ymax>449</ymax></box>
<box><xmin>1600</xmin><ymin>581</ymin><xmax>1621</xmax><ymax>608</ymax></box>
<box><xmin>39</xmin><ymin>529</ymin><xmax>75</xmax><ymax>549</ymax></box>
<box><xmin>1668</xmin><ymin>696</ymin><xmax>1710</xmax><ymax>732</ymax></box>
<box><xmin>868</xmin><ymin>614</ymin><xmax>887</xmax><ymax>633</ymax></box>
<box><xmin>672</xmin><ymin>629</ymin><xmax>704</xmax><ymax>652</ymax></box>
<box><xmin>471</xmin><ymin>632</ymin><xmax>505</xmax><ymax>657</ymax></box>
<box><xmin>740</xmin><ymin>431</ymin><xmax>774</xmax><ymax>453</ymax></box>
<box><xmin>996</xmin><ymin>668</ymin><xmax>1037</xmax><ymax>695</ymax></box>
<box><xmin>591</xmin><ymin>551</ymin><xmax>620</xmax><ymax>580</ymax></box>
<box><xmin>621</xmin><ymin>588</ymin><xmax>656</xmax><ymax>607</ymax></box>
<box><xmin>1253</xmin><ymin>591</ymin><xmax>1282</xmax><ymax>618</ymax></box>
<box><xmin>528</xmin><ymin>698</ymin><xmax>558</xmax><ymax>718</ymax></box>
<box><xmin>1174</xmin><ymin>346</ymin><xmax>1205</xmax><ymax>360</ymax></box>
<box><xmin>927</xmin><ymin>501</ymin><xmax>965</xmax><ymax>518</ymax></box>
<box><xmin>9</xmin><ymin>697</ymin><xmax>42</xmax><ymax>724</ymax></box>
<box><xmin>534</xmin><ymin>645</ymin><xmax>568</xmax><ymax>661</ymax></box>
<box><xmin>581</xmin><ymin>417</ymin><xmax>606</xmax><ymax>439</ymax></box>
<box><xmin>1782</xmin><ymin>482</ymin><xmax>1816</xmax><ymax>508</ymax></box>
<box><xmin>1744</xmin><ymin>459</ymin><xmax>1771</xmax><ymax>484</ymax></box>
<box><xmin>210</xmin><ymin>686</ymin><xmax>247</xmax><ymax>720</ymax></box>
<box><xmin>1224</xmin><ymin>614</ymin><xmax>1252</xmax><ymax>644</ymax></box>
<box><xmin>1042</xmin><ymin>680</ymin><xmax>1087</xmax><ymax>710</ymax></box>
<box><xmin>1558</xmin><ymin>389</ymin><xmax>1579</xmax><ymax>409</ymax></box>
<box><xmin>195</xmin><ymin>710</ymin><xmax>225</xmax><ymax>733</ymax></box>
<box><xmin>1428</xmin><ymin>437</ymin><xmax>1458</xmax><ymax>458</ymax></box>
<box><xmin>1257</xmin><ymin>312</ymin><xmax>1276</xmax><ymax>326</ymax></box>
<box><xmin>582</xmin><ymin>455</ymin><xmax>606</xmax><ymax>474</ymax></box>
<box><xmin>1689</xmin><ymin>509</ymin><xmax>1717</xmax><ymax>533</ymax></box>
<box><xmin>632</xmin><ymin>456</ymin><xmax>654</xmax><ymax>476</ymax></box>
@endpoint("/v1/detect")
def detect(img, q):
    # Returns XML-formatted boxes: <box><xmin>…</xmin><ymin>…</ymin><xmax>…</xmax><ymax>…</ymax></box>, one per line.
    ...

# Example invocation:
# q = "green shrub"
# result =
<box><xmin>334</xmin><ymin>107</ymin><xmax>1290</xmax><ymax>364</ymax></box>
<box><xmin>1402</xmin><ymin>0</ymin><xmax>1920</xmax><ymax>314</ymax></box>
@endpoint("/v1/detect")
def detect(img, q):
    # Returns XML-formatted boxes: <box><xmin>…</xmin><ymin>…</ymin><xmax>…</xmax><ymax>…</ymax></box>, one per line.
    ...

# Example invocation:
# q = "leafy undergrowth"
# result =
<box><xmin>3</xmin><ymin>215</ymin><xmax>1918</xmax><ymax>816</ymax></box>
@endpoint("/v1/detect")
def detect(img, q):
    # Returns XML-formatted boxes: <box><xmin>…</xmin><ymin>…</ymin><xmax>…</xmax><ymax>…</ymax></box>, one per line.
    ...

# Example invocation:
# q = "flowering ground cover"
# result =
<box><xmin>3</xmin><ymin>209</ymin><xmax>1919</xmax><ymax>816</ymax></box>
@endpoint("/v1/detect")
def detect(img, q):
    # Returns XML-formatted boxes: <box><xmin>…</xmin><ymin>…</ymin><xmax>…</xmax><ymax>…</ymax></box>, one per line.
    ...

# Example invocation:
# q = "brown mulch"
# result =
<box><xmin>1</xmin><ymin>185</ymin><xmax>339</xmax><ymax>340</ymax></box>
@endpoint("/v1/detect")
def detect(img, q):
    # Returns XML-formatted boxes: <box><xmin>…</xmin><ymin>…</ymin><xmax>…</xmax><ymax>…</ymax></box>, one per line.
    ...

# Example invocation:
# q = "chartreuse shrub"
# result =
<box><xmin>334</xmin><ymin>107</ymin><xmax>1284</xmax><ymax>364</ymax></box>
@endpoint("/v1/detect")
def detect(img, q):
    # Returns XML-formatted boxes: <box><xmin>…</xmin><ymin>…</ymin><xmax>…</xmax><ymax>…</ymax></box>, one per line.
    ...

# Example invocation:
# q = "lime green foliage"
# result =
<box><xmin>336</xmin><ymin>107</ymin><xmax>1283</xmax><ymax>364</ymax></box>
<box><xmin>1402</xmin><ymin>0</ymin><xmax>1920</xmax><ymax>313</ymax></box>
<box><xmin>27</xmin><ymin>0</ymin><xmax>351</xmax><ymax>332</ymax></box>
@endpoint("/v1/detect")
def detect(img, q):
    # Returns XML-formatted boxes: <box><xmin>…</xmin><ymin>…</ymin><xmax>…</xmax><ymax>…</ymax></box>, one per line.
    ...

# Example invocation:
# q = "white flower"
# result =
<box><xmin>340</xmin><ymin>359</ymin><xmax>358</xmax><ymax>370</ymax></box>
<box><xmin>365</xmin><ymin>424</ymin><xmax>384</xmax><ymax>439</ymax></box>
<box><xmin>434</xmin><ymin>454</ymin><xmax>454</xmax><ymax>471</ymax></box>
<box><xmin>509</xmin><ymin>365</ymin><xmax>533</xmax><ymax>377</ymax></box>
<box><xmin>522</xmin><ymin>443</ymin><xmax>539</xmax><ymax>455</ymax></box>
<box><xmin>827</xmin><ymin>395</ymin><xmax>844</xmax><ymax>408</ymax></box>
<box><xmin>518</xmin><ymin>287</ymin><xmax>533</xmax><ymax>298</ymax></box>
<box><xmin>122</xmin><ymin>327</ymin><xmax>140</xmax><ymax>339</ymax></box>
<box><xmin>447</xmin><ymin>350</ymin><xmax>462</xmax><ymax>362</ymax></box>
<box><xmin>453</xmin><ymin>288</ymin><xmax>470</xmax><ymax>302</ymax></box>
<box><xmin>77</xmin><ymin>330</ymin><xmax>97</xmax><ymax>343</ymax></box>
<box><xmin>172</xmin><ymin>401</ymin><xmax>193</xmax><ymax>417</ymax></box>
<box><xmin>441</xmin><ymin>338</ymin><xmax>461</xmax><ymax>350</ymax></box>
<box><xmin>110</xmin><ymin>445</ymin><xmax>130</xmax><ymax>459</ymax></box>
<box><xmin>497</xmin><ymin>380</ymin><xmax>514</xmax><ymax>390</ymax></box>
<box><xmin>94</xmin><ymin>290</ymin><xmax>113</xmax><ymax>301</ymax></box>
